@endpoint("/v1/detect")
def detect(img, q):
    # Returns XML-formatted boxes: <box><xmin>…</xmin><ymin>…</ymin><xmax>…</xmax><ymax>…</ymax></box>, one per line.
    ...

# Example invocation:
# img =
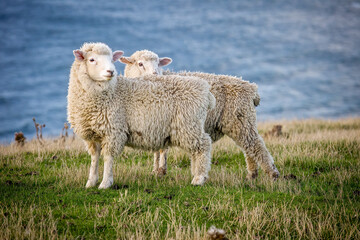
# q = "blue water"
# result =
<box><xmin>1</xmin><ymin>0</ymin><xmax>360</xmax><ymax>142</ymax></box>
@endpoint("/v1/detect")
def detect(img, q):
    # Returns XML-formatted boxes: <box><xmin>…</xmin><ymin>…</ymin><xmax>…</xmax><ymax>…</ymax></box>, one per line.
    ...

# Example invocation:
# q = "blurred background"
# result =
<box><xmin>0</xmin><ymin>0</ymin><xmax>359</xmax><ymax>142</ymax></box>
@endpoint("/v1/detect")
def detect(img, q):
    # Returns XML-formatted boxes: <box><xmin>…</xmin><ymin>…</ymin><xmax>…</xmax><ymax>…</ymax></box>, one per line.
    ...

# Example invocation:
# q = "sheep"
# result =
<box><xmin>120</xmin><ymin>50</ymin><xmax>173</xmax><ymax>176</ymax></box>
<box><xmin>67</xmin><ymin>42</ymin><xmax>215</xmax><ymax>189</ymax></box>
<box><xmin>120</xmin><ymin>50</ymin><xmax>279</xmax><ymax>180</ymax></box>
<box><xmin>120</xmin><ymin>49</ymin><xmax>172</xmax><ymax>78</ymax></box>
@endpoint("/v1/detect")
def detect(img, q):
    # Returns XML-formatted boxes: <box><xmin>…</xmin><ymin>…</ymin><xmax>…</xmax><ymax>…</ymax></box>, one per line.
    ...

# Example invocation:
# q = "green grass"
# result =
<box><xmin>1</xmin><ymin>118</ymin><xmax>360</xmax><ymax>239</ymax></box>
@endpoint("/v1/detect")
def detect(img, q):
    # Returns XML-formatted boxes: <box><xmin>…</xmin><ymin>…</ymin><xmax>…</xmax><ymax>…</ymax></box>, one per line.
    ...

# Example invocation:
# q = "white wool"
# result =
<box><xmin>67</xmin><ymin>43</ymin><xmax>215</xmax><ymax>189</ymax></box>
<box><xmin>122</xmin><ymin>50</ymin><xmax>280</xmax><ymax>180</ymax></box>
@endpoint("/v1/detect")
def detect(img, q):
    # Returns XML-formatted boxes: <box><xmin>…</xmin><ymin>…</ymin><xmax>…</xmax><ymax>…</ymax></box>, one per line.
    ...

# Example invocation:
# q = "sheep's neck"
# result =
<box><xmin>72</xmin><ymin>66</ymin><xmax>116</xmax><ymax>98</ymax></box>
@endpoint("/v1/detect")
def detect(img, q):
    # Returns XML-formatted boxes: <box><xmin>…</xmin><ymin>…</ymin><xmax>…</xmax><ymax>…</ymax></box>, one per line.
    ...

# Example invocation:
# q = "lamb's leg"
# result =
<box><xmin>153</xmin><ymin>149</ymin><xmax>168</xmax><ymax>177</ymax></box>
<box><xmin>245</xmin><ymin>153</ymin><xmax>259</xmax><ymax>180</ymax></box>
<box><xmin>187</xmin><ymin>134</ymin><xmax>212</xmax><ymax>186</ymax></box>
<box><xmin>158</xmin><ymin>149</ymin><xmax>167</xmax><ymax>176</ymax></box>
<box><xmin>190</xmin><ymin>156</ymin><xmax>197</xmax><ymax>177</ymax></box>
<box><xmin>153</xmin><ymin>151</ymin><xmax>160</xmax><ymax>173</ymax></box>
<box><xmin>99</xmin><ymin>154</ymin><xmax>114</xmax><ymax>189</ymax></box>
<box><xmin>246</xmin><ymin>136</ymin><xmax>279</xmax><ymax>179</ymax></box>
<box><xmin>98</xmin><ymin>134</ymin><xmax>126</xmax><ymax>189</ymax></box>
<box><xmin>228</xmin><ymin>122</ymin><xmax>279</xmax><ymax>180</ymax></box>
<box><xmin>85</xmin><ymin>141</ymin><xmax>100</xmax><ymax>188</ymax></box>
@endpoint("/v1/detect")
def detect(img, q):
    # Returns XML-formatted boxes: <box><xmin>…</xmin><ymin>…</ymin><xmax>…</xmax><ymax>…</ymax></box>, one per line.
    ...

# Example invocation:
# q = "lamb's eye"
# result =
<box><xmin>89</xmin><ymin>58</ymin><xmax>95</xmax><ymax>62</ymax></box>
<box><xmin>138</xmin><ymin>62</ymin><xmax>143</xmax><ymax>67</ymax></box>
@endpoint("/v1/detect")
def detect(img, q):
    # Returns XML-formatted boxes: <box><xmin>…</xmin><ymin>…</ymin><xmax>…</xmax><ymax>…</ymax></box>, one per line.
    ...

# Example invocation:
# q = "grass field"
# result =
<box><xmin>1</xmin><ymin>118</ymin><xmax>359</xmax><ymax>239</ymax></box>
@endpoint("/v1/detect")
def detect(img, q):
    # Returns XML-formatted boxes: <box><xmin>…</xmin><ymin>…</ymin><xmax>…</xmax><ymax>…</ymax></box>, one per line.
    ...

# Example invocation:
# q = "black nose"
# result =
<box><xmin>107</xmin><ymin>70</ymin><xmax>114</xmax><ymax>76</ymax></box>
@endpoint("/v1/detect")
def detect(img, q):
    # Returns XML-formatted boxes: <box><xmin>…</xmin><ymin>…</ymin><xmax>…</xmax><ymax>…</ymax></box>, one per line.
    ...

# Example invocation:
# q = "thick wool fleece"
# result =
<box><xmin>163</xmin><ymin>71</ymin><xmax>280</xmax><ymax>179</ymax></box>
<box><xmin>67</xmin><ymin>43</ymin><xmax>214</xmax><ymax>188</ymax></box>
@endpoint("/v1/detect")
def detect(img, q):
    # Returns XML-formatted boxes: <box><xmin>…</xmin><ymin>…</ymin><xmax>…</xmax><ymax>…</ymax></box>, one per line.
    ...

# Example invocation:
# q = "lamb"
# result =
<box><xmin>67</xmin><ymin>43</ymin><xmax>215</xmax><ymax>189</ymax></box>
<box><xmin>120</xmin><ymin>49</ymin><xmax>172</xmax><ymax>78</ymax></box>
<box><xmin>120</xmin><ymin>50</ymin><xmax>173</xmax><ymax>176</ymax></box>
<box><xmin>120</xmin><ymin>50</ymin><xmax>279</xmax><ymax>180</ymax></box>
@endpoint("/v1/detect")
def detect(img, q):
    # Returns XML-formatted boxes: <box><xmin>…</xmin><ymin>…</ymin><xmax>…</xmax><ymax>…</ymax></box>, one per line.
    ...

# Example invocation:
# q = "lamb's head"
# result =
<box><xmin>119</xmin><ymin>50</ymin><xmax>172</xmax><ymax>77</ymax></box>
<box><xmin>73</xmin><ymin>42</ymin><xmax>124</xmax><ymax>81</ymax></box>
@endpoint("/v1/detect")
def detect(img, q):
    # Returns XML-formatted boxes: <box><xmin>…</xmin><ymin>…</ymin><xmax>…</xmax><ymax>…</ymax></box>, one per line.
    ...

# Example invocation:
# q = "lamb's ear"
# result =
<box><xmin>73</xmin><ymin>50</ymin><xmax>85</xmax><ymax>61</ymax></box>
<box><xmin>113</xmin><ymin>51</ymin><xmax>124</xmax><ymax>62</ymax></box>
<box><xmin>159</xmin><ymin>57</ymin><xmax>172</xmax><ymax>67</ymax></box>
<box><xmin>119</xmin><ymin>57</ymin><xmax>134</xmax><ymax>65</ymax></box>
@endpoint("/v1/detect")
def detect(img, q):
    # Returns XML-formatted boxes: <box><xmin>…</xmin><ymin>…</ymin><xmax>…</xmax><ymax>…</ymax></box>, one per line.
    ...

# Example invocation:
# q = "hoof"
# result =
<box><xmin>271</xmin><ymin>170</ymin><xmax>280</xmax><ymax>180</ymax></box>
<box><xmin>85</xmin><ymin>179</ymin><xmax>98</xmax><ymax>188</ymax></box>
<box><xmin>157</xmin><ymin>167</ymin><xmax>167</xmax><ymax>177</ymax></box>
<box><xmin>98</xmin><ymin>178</ymin><xmax>113</xmax><ymax>189</ymax></box>
<box><xmin>85</xmin><ymin>178</ymin><xmax>99</xmax><ymax>188</ymax></box>
<box><xmin>191</xmin><ymin>175</ymin><xmax>207</xmax><ymax>186</ymax></box>
<box><xmin>246</xmin><ymin>171</ymin><xmax>258</xmax><ymax>180</ymax></box>
<box><xmin>152</xmin><ymin>167</ymin><xmax>167</xmax><ymax>177</ymax></box>
<box><xmin>270</xmin><ymin>164</ymin><xmax>280</xmax><ymax>180</ymax></box>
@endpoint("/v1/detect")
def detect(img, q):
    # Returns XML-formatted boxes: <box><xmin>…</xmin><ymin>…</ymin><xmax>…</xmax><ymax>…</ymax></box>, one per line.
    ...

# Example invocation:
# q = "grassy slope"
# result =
<box><xmin>0</xmin><ymin>118</ymin><xmax>359</xmax><ymax>239</ymax></box>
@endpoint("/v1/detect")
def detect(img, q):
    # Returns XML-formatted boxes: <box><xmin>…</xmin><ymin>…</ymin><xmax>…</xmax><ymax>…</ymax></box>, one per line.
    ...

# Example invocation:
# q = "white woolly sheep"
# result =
<box><xmin>67</xmin><ymin>43</ymin><xmax>215</xmax><ymax>189</ymax></box>
<box><xmin>120</xmin><ymin>49</ymin><xmax>172</xmax><ymax>78</ymax></box>
<box><xmin>120</xmin><ymin>50</ymin><xmax>172</xmax><ymax>176</ymax></box>
<box><xmin>120</xmin><ymin>50</ymin><xmax>279</xmax><ymax>180</ymax></box>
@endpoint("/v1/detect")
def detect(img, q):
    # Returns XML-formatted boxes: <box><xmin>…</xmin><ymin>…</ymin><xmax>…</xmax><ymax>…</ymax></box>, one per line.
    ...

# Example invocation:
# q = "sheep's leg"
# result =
<box><xmin>186</xmin><ymin>134</ymin><xmax>212</xmax><ymax>186</ymax></box>
<box><xmin>158</xmin><ymin>149</ymin><xmax>167</xmax><ymax>176</ymax></box>
<box><xmin>190</xmin><ymin>157</ymin><xmax>197</xmax><ymax>177</ymax></box>
<box><xmin>153</xmin><ymin>151</ymin><xmax>160</xmax><ymax>173</ymax></box>
<box><xmin>85</xmin><ymin>141</ymin><xmax>101</xmax><ymax>188</ymax></box>
<box><xmin>98</xmin><ymin>154</ymin><xmax>114</xmax><ymax>189</ymax></box>
<box><xmin>228</xmin><ymin>122</ymin><xmax>279</xmax><ymax>180</ymax></box>
<box><xmin>98</xmin><ymin>134</ymin><xmax>127</xmax><ymax>189</ymax></box>
<box><xmin>245</xmin><ymin>136</ymin><xmax>279</xmax><ymax>179</ymax></box>
<box><xmin>244</xmin><ymin>153</ymin><xmax>259</xmax><ymax>179</ymax></box>
<box><xmin>190</xmin><ymin>150</ymin><xmax>211</xmax><ymax>185</ymax></box>
<box><xmin>153</xmin><ymin>149</ymin><xmax>168</xmax><ymax>177</ymax></box>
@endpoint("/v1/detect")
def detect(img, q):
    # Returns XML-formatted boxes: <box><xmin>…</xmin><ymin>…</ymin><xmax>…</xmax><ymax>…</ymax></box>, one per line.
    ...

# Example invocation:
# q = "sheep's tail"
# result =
<box><xmin>254</xmin><ymin>92</ymin><xmax>260</xmax><ymax>107</ymax></box>
<box><xmin>249</xmin><ymin>82</ymin><xmax>260</xmax><ymax>107</ymax></box>
<box><xmin>208</xmin><ymin>92</ymin><xmax>216</xmax><ymax>110</ymax></box>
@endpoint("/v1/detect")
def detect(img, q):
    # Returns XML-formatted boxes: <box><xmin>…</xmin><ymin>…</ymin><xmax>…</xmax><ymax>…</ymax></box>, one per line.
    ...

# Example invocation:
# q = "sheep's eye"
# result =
<box><xmin>89</xmin><ymin>58</ymin><xmax>95</xmax><ymax>62</ymax></box>
<box><xmin>138</xmin><ymin>62</ymin><xmax>143</xmax><ymax>67</ymax></box>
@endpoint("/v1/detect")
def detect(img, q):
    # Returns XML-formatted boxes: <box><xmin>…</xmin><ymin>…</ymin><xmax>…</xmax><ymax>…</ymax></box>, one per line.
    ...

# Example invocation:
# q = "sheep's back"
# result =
<box><xmin>163</xmin><ymin>71</ymin><xmax>260</xmax><ymax>140</ymax></box>
<box><xmin>117</xmin><ymin>75</ymin><xmax>211</xmax><ymax>150</ymax></box>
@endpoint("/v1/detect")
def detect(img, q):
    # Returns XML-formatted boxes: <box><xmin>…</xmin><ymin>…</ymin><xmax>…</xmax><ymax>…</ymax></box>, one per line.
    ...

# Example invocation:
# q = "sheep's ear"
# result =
<box><xmin>113</xmin><ymin>51</ymin><xmax>124</xmax><ymax>62</ymax></box>
<box><xmin>119</xmin><ymin>57</ymin><xmax>134</xmax><ymax>65</ymax></box>
<box><xmin>159</xmin><ymin>57</ymin><xmax>172</xmax><ymax>67</ymax></box>
<box><xmin>73</xmin><ymin>50</ymin><xmax>85</xmax><ymax>61</ymax></box>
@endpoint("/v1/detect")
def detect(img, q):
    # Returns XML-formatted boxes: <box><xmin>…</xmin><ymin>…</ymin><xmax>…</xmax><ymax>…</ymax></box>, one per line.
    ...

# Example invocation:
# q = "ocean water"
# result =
<box><xmin>0</xmin><ymin>0</ymin><xmax>359</xmax><ymax>142</ymax></box>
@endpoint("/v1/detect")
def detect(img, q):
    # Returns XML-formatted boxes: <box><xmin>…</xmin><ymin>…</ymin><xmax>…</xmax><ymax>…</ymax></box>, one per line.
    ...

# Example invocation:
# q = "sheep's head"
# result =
<box><xmin>119</xmin><ymin>50</ymin><xmax>172</xmax><ymax>77</ymax></box>
<box><xmin>73</xmin><ymin>43</ymin><xmax>124</xmax><ymax>81</ymax></box>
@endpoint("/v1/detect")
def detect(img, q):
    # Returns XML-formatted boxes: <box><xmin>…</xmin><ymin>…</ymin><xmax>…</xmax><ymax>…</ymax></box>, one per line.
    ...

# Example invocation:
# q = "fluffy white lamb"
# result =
<box><xmin>67</xmin><ymin>43</ymin><xmax>215</xmax><ymax>189</ymax></box>
<box><xmin>120</xmin><ymin>50</ymin><xmax>173</xmax><ymax>176</ymax></box>
<box><xmin>120</xmin><ymin>50</ymin><xmax>279</xmax><ymax>180</ymax></box>
<box><xmin>120</xmin><ymin>49</ymin><xmax>172</xmax><ymax>78</ymax></box>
